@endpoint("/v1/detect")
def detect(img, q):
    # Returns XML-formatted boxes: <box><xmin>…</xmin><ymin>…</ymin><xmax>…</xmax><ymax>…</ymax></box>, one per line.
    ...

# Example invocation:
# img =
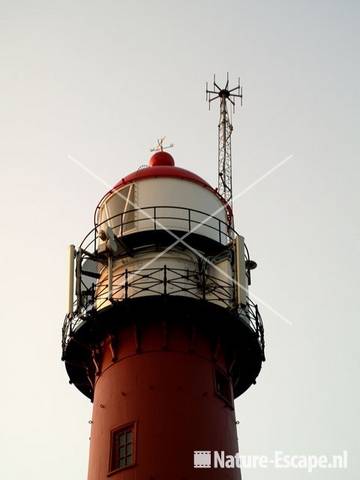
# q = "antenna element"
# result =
<box><xmin>206</xmin><ymin>74</ymin><xmax>243</xmax><ymax>212</ymax></box>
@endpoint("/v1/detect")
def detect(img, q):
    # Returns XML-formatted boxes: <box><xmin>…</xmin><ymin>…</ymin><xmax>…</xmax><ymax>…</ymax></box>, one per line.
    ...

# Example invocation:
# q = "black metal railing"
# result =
<box><xmin>83</xmin><ymin>266</ymin><xmax>233</xmax><ymax>311</ymax></box>
<box><xmin>75</xmin><ymin>205</ymin><xmax>255</xmax><ymax>294</ymax></box>
<box><xmin>62</xmin><ymin>206</ymin><xmax>264</xmax><ymax>359</ymax></box>
<box><xmin>62</xmin><ymin>265</ymin><xmax>265</xmax><ymax>357</ymax></box>
<box><xmin>80</xmin><ymin>206</ymin><xmax>236</xmax><ymax>254</ymax></box>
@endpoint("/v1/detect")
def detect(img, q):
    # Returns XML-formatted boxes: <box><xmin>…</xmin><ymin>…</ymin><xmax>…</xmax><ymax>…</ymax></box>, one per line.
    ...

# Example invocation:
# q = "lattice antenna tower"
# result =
<box><xmin>206</xmin><ymin>73</ymin><xmax>243</xmax><ymax>211</ymax></box>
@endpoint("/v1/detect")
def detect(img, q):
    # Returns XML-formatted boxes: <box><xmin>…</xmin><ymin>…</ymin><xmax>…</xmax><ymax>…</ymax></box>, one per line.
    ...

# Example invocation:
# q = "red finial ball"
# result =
<box><xmin>149</xmin><ymin>151</ymin><xmax>175</xmax><ymax>167</ymax></box>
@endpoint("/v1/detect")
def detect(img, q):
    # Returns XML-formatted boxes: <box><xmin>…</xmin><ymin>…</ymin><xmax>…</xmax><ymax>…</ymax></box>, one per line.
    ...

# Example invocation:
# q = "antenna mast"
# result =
<box><xmin>206</xmin><ymin>74</ymin><xmax>243</xmax><ymax>211</ymax></box>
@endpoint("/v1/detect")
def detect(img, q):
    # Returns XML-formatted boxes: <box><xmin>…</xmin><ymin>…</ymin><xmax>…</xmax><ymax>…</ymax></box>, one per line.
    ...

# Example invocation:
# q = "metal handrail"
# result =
<box><xmin>63</xmin><ymin>206</ymin><xmax>263</xmax><ymax>358</ymax></box>
<box><xmin>78</xmin><ymin>266</ymin><xmax>234</xmax><ymax>312</ymax></box>
<box><xmin>79</xmin><ymin>205</ymin><xmax>236</xmax><ymax>254</ymax></box>
<box><xmin>62</xmin><ymin>266</ymin><xmax>265</xmax><ymax>358</ymax></box>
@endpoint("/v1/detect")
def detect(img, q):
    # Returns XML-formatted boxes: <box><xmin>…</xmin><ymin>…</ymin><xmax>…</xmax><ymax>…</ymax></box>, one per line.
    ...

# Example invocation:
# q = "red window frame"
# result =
<box><xmin>108</xmin><ymin>421</ymin><xmax>136</xmax><ymax>475</ymax></box>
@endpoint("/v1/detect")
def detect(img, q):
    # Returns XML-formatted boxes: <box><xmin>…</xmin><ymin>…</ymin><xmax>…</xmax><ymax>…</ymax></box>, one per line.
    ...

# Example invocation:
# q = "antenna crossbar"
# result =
<box><xmin>150</xmin><ymin>137</ymin><xmax>174</xmax><ymax>153</ymax></box>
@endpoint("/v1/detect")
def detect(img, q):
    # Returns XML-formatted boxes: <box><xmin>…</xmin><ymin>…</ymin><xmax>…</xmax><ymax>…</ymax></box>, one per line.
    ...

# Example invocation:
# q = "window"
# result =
<box><xmin>214</xmin><ymin>368</ymin><xmax>233</xmax><ymax>406</ymax></box>
<box><xmin>98</xmin><ymin>184</ymin><xmax>136</xmax><ymax>237</ymax></box>
<box><xmin>109</xmin><ymin>423</ymin><xmax>135</xmax><ymax>473</ymax></box>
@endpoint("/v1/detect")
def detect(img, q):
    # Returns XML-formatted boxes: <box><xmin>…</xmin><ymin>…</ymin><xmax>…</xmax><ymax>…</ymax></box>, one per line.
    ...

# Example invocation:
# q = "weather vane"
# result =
<box><xmin>150</xmin><ymin>137</ymin><xmax>174</xmax><ymax>153</ymax></box>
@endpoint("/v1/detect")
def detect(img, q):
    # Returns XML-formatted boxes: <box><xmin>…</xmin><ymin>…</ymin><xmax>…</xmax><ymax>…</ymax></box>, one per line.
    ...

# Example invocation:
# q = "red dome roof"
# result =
<box><xmin>149</xmin><ymin>151</ymin><xmax>175</xmax><ymax>167</ymax></box>
<box><xmin>99</xmin><ymin>152</ymin><xmax>233</xmax><ymax>221</ymax></box>
<box><xmin>110</xmin><ymin>153</ymin><xmax>213</xmax><ymax>192</ymax></box>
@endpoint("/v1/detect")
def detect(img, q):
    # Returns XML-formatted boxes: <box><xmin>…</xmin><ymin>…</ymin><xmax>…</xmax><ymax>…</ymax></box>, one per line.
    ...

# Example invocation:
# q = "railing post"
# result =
<box><xmin>107</xmin><ymin>256</ymin><xmax>113</xmax><ymax>301</ymax></box>
<box><xmin>154</xmin><ymin>207</ymin><xmax>157</xmax><ymax>231</ymax></box>
<box><xmin>125</xmin><ymin>269</ymin><xmax>129</xmax><ymax>299</ymax></box>
<box><xmin>202</xmin><ymin>269</ymin><xmax>206</xmax><ymax>300</ymax></box>
<box><xmin>188</xmin><ymin>209</ymin><xmax>191</xmax><ymax>231</ymax></box>
<box><xmin>163</xmin><ymin>265</ymin><xmax>167</xmax><ymax>295</ymax></box>
<box><xmin>218</xmin><ymin>218</ymin><xmax>222</xmax><ymax>243</ymax></box>
<box><xmin>90</xmin><ymin>283</ymin><xmax>95</xmax><ymax>310</ymax></box>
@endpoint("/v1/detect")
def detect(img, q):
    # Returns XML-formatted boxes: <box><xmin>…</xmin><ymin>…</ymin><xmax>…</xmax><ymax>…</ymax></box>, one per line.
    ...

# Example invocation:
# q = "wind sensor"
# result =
<box><xmin>150</xmin><ymin>137</ymin><xmax>174</xmax><ymax>152</ymax></box>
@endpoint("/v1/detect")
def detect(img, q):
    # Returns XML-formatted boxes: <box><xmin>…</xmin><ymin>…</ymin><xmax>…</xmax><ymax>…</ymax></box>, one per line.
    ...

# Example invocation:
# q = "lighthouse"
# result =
<box><xmin>62</xmin><ymin>78</ymin><xmax>265</xmax><ymax>479</ymax></box>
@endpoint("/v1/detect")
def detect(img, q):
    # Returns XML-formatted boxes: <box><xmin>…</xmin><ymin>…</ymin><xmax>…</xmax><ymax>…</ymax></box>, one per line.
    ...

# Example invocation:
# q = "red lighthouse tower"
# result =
<box><xmin>62</xmin><ymin>79</ymin><xmax>265</xmax><ymax>479</ymax></box>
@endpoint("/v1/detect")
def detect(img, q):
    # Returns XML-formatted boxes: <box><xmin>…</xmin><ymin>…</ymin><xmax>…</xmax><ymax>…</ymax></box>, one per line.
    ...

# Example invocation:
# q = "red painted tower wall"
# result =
<box><xmin>88</xmin><ymin>313</ymin><xmax>241</xmax><ymax>480</ymax></box>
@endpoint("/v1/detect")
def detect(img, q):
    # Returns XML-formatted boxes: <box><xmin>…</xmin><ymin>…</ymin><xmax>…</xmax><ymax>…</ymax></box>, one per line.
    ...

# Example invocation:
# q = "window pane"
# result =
<box><xmin>111</xmin><ymin>424</ymin><xmax>134</xmax><ymax>471</ymax></box>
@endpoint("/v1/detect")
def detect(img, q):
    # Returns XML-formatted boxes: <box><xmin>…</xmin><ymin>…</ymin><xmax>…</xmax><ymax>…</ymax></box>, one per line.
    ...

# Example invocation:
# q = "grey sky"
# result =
<box><xmin>0</xmin><ymin>0</ymin><xmax>359</xmax><ymax>478</ymax></box>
